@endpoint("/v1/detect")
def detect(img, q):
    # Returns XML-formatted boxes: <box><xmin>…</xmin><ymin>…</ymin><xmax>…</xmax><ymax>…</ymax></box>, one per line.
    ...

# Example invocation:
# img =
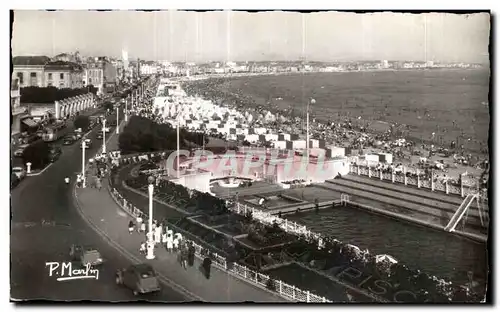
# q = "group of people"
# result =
<box><xmin>128</xmin><ymin>211</ymin><xmax>213</xmax><ymax>279</ymax></box>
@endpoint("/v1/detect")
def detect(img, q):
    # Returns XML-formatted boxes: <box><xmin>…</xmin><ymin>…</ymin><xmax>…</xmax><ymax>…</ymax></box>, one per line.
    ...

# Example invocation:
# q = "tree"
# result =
<box><xmin>20</xmin><ymin>86</ymin><xmax>97</xmax><ymax>103</ymax></box>
<box><xmin>22</xmin><ymin>140</ymin><xmax>50</xmax><ymax>170</ymax></box>
<box><xmin>74</xmin><ymin>115</ymin><xmax>90</xmax><ymax>130</ymax></box>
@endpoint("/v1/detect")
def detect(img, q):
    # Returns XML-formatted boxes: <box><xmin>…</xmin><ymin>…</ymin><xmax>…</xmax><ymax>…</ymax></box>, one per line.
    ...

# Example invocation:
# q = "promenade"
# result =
<box><xmin>74</xmin><ymin>124</ymin><xmax>286</xmax><ymax>302</ymax></box>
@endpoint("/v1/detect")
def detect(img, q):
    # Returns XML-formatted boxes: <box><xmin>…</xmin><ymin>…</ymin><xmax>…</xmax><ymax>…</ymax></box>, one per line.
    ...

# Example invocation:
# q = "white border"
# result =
<box><xmin>4</xmin><ymin>1</ymin><xmax>497</xmax><ymax>311</ymax></box>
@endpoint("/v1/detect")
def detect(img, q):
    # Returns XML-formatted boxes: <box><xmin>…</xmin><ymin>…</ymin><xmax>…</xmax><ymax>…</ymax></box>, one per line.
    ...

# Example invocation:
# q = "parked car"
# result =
<box><xmin>63</xmin><ymin>135</ymin><xmax>77</xmax><ymax>145</ymax></box>
<box><xmin>72</xmin><ymin>131</ymin><xmax>83</xmax><ymax>140</ymax></box>
<box><xmin>11</xmin><ymin>173</ymin><xmax>20</xmax><ymax>189</ymax></box>
<box><xmin>22</xmin><ymin>133</ymin><xmax>40</xmax><ymax>144</ymax></box>
<box><xmin>116</xmin><ymin>264</ymin><xmax>161</xmax><ymax>296</ymax></box>
<box><xmin>70</xmin><ymin>244</ymin><xmax>104</xmax><ymax>267</ymax></box>
<box><xmin>12</xmin><ymin>166</ymin><xmax>26</xmax><ymax>180</ymax></box>
<box><xmin>13</xmin><ymin>144</ymin><xmax>29</xmax><ymax>157</ymax></box>
<box><xmin>49</xmin><ymin>147</ymin><xmax>62</xmax><ymax>162</ymax></box>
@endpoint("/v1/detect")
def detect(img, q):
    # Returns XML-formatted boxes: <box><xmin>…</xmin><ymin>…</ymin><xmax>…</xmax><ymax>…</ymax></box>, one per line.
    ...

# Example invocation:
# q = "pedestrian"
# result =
<box><xmin>140</xmin><ymin>222</ymin><xmax>146</xmax><ymax>233</ymax></box>
<box><xmin>139</xmin><ymin>241</ymin><xmax>146</xmax><ymax>255</ymax></box>
<box><xmin>187</xmin><ymin>241</ymin><xmax>195</xmax><ymax>267</ymax></box>
<box><xmin>64</xmin><ymin>177</ymin><xmax>70</xmax><ymax>185</ymax></box>
<box><xmin>201</xmin><ymin>252</ymin><xmax>212</xmax><ymax>280</ymax></box>
<box><xmin>166</xmin><ymin>232</ymin><xmax>173</xmax><ymax>253</ymax></box>
<box><xmin>154</xmin><ymin>224</ymin><xmax>162</xmax><ymax>245</ymax></box>
<box><xmin>128</xmin><ymin>220</ymin><xmax>135</xmax><ymax>234</ymax></box>
<box><xmin>136</xmin><ymin>214</ymin><xmax>143</xmax><ymax>233</ymax></box>
<box><xmin>180</xmin><ymin>245</ymin><xmax>188</xmax><ymax>270</ymax></box>
<box><xmin>173</xmin><ymin>235</ymin><xmax>179</xmax><ymax>252</ymax></box>
<box><xmin>162</xmin><ymin>232</ymin><xmax>168</xmax><ymax>248</ymax></box>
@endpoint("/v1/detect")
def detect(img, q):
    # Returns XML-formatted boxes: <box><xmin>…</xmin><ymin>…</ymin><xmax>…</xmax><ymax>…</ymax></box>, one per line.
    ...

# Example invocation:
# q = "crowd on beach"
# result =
<box><xmin>181</xmin><ymin>77</ymin><xmax>489</xmax><ymax>192</ymax></box>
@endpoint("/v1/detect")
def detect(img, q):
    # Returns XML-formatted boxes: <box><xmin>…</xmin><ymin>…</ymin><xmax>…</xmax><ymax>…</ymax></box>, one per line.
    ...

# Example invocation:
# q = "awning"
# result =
<box><xmin>21</xmin><ymin>118</ymin><xmax>38</xmax><ymax>128</ymax></box>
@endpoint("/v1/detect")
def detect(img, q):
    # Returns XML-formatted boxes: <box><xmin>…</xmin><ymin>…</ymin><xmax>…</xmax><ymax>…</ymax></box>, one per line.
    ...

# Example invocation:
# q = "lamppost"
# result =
<box><xmin>116</xmin><ymin>105</ymin><xmax>120</xmax><ymax>134</ymax></box>
<box><xmin>146</xmin><ymin>176</ymin><xmax>156</xmax><ymax>260</ymax></box>
<box><xmin>81</xmin><ymin>139</ymin><xmax>87</xmax><ymax>188</ymax></box>
<box><xmin>125</xmin><ymin>97</ymin><xmax>129</xmax><ymax>122</ymax></box>
<box><xmin>306</xmin><ymin>98</ymin><xmax>315</xmax><ymax>167</ymax></box>
<box><xmin>102</xmin><ymin>118</ymin><xmax>107</xmax><ymax>154</ymax></box>
<box><xmin>176</xmin><ymin>116</ymin><xmax>180</xmax><ymax>178</ymax></box>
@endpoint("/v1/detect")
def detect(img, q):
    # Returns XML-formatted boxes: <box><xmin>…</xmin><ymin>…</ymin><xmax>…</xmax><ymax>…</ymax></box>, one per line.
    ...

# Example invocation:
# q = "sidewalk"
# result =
<box><xmin>74</xmin><ymin>182</ymin><xmax>285</xmax><ymax>302</ymax></box>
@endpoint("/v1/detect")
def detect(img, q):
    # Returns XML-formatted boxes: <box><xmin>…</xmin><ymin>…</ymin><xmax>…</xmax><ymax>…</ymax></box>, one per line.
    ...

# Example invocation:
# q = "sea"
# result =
<box><xmin>221</xmin><ymin>69</ymin><xmax>490</xmax><ymax>152</ymax></box>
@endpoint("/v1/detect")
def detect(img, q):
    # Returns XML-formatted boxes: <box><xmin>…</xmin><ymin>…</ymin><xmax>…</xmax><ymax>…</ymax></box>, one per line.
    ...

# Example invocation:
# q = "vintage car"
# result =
<box><xmin>63</xmin><ymin>135</ymin><xmax>77</xmax><ymax>145</ymax></box>
<box><xmin>49</xmin><ymin>147</ymin><xmax>62</xmax><ymax>162</ymax></box>
<box><xmin>96</xmin><ymin>132</ymin><xmax>104</xmax><ymax>140</ymax></box>
<box><xmin>13</xmin><ymin>144</ymin><xmax>29</xmax><ymax>157</ymax></box>
<box><xmin>70</xmin><ymin>244</ymin><xmax>104</xmax><ymax>267</ymax></box>
<box><xmin>12</xmin><ymin>166</ymin><xmax>27</xmax><ymax>180</ymax></box>
<box><xmin>116</xmin><ymin>264</ymin><xmax>161</xmax><ymax>296</ymax></box>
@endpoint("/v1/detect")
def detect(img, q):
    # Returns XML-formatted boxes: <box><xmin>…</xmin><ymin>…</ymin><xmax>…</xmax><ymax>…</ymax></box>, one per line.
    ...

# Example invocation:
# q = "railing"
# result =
<box><xmin>348</xmin><ymin>164</ymin><xmax>483</xmax><ymax>199</ymax></box>
<box><xmin>108</xmin><ymin>185</ymin><xmax>330</xmax><ymax>303</ymax></box>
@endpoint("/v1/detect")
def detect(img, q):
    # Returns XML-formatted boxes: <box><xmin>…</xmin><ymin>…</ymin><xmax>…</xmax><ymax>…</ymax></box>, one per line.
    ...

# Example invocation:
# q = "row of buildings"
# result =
<box><xmin>12</xmin><ymin>54</ymin><xmax>122</xmax><ymax>95</ymax></box>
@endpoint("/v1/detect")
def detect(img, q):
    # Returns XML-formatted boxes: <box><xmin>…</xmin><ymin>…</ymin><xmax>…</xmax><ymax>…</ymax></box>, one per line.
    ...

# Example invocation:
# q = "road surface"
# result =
<box><xmin>10</xmin><ymin>110</ymin><xmax>186</xmax><ymax>301</ymax></box>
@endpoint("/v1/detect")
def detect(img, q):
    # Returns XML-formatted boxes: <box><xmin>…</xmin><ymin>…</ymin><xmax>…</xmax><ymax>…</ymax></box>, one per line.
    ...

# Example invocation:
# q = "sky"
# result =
<box><xmin>11</xmin><ymin>10</ymin><xmax>490</xmax><ymax>63</ymax></box>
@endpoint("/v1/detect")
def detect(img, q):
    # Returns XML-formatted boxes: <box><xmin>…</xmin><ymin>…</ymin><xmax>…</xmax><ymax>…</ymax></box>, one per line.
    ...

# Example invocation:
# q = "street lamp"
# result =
<box><xmin>81</xmin><ymin>139</ymin><xmax>87</xmax><ymax>188</ymax></box>
<box><xmin>102</xmin><ymin>118</ymin><xmax>107</xmax><ymax>154</ymax></box>
<box><xmin>146</xmin><ymin>176</ymin><xmax>156</xmax><ymax>260</ymax></box>
<box><xmin>176</xmin><ymin>116</ymin><xmax>180</xmax><ymax>178</ymax></box>
<box><xmin>116</xmin><ymin>105</ymin><xmax>120</xmax><ymax>134</ymax></box>
<box><xmin>306</xmin><ymin>98</ymin><xmax>315</xmax><ymax>167</ymax></box>
<box><xmin>125</xmin><ymin>97</ymin><xmax>129</xmax><ymax>122</ymax></box>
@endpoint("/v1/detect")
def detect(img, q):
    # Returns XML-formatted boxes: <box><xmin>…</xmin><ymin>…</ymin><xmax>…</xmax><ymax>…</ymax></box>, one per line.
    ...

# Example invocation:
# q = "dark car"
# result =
<box><xmin>109</xmin><ymin>120</ymin><xmax>117</xmax><ymax>127</ymax></box>
<box><xmin>63</xmin><ymin>135</ymin><xmax>76</xmax><ymax>145</ymax></box>
<box><xmin>11</xmin><ymin>173</ymin><xmax>20</xmax><ymax>189</ymax></box>
<box><xmin>49</xmin><ymin>147</ymin><xmax>62</xmax><ymax>162</ymax></box>
<box><xmin>96</xmin><ymin>132</ymin><xmax>104</xmax><ymax>140</ymax></box>
<box><xmin>116</xmin><ymin>264</ymin><xmax>161</xmax><ymax>296</ymax></box>
<box><xmin>70</xmin><ymin>244</ymin><xmax>104</xmax><ymax>267</ymax></box>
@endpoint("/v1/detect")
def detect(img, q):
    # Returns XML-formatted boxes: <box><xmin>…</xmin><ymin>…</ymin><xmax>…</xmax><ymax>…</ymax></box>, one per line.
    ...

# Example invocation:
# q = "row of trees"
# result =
<box><xmin>20</xmin><ymin>85</ymin><xmax>98</xmax><ymax>103</ymax></box>
<box><xmin>118</xmin><ymin>115</ymin><xmax>207</xmax><ymax>154</ymax></box>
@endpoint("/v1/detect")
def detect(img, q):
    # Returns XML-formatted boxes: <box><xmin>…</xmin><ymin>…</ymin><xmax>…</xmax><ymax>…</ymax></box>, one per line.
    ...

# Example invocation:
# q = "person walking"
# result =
<box><xmin>187</xmin><ymin>241</ymin><xmax>195</xmax><ymax>267</ymax></box>
<box><xmin>201</xmin><ymin>252</ymin><xmax>212</xmax><ymax>280</ymax></box>
<box><xmin>166</xmin><ymin>231</ymin><xmax>173</xmax><ymax>253</ymax></box>
<box><xmin>64</xmin><ymin>177</ymin><xmax>70</xmax><ymax>185</ymax></box>
<box><xmin>139</xmin><ymin>241</ymin><xmax>146</xmax><ymax>255</ymax></box>
<box><xmin>136</xmin><ymin>214</ymin><xmax>143</xmax><ymax>233</ymax></box>
<box><xmin>128</xmin><ymin>220</ymin><xmax>135</xmax><ymax>234</ymax></box>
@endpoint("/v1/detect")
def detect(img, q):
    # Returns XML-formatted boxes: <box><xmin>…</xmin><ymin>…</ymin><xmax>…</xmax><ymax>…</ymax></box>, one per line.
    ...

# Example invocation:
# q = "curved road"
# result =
<box><xmin>10</xmin><ymin>111</ymin><xmax>186</xmax><ymax>301</ymax></box>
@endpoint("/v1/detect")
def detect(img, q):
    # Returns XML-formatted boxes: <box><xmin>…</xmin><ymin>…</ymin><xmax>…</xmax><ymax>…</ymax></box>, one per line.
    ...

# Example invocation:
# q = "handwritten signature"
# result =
<box><xmin>46</xmin><ymin>262</ymin><xmax>99</xmax><ymax>281</ymax></box>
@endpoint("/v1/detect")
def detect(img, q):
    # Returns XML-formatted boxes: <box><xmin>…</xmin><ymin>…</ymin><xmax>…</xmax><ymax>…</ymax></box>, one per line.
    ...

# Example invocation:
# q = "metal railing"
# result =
<box><xmin>108</xmin><ymin>186</ymin><xmax>331</xmax><ymax>303</ymax></box>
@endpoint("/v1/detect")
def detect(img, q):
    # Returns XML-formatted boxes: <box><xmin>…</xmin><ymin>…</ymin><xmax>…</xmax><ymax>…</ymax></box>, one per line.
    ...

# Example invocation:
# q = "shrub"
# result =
<box><xmin>73</xmin><ymin>115</ymin><xmax>90</xmax><ymax>130</ymax></box>
<box><xmin>22</xmin><ymin>140</ymin><xmax>50</xmax><ymax>170</ymax></box>
<box><xmin>20</xmin><ymin>86</ymin><xmax>97</xmax><ymax>103</ymax></box>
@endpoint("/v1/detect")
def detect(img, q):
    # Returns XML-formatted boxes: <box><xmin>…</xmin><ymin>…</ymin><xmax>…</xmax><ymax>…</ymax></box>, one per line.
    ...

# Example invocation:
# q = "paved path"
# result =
<box><xmin>74</xmin><ymin>181</ymin><xmax>285</xmax><ymax>302</ymax></box>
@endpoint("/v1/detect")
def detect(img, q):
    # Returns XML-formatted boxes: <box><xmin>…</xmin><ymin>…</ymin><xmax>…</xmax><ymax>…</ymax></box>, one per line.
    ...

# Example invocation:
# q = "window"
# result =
<box><xmin>16</xmin><ymin>72</ymin><xmax>23</xmax><ymax>84</ymax></box>
<box><xmin>60</xmin><ymin>73</ymin><xmax>64</xmax><ymax>80</ymax></box>
<box><xmin>59</xmin><ymin>82</ymin><xmax>65</xmax><ymax>88</ymax></box>
<box><xmin>89</xmin><ymin>78</ymin><xmax>92</xmax><ymax>84</ymax></box>
<box><xmin>47</xmin><ymin>82</ymin><xmax>53</xmax><ymax>87</ymax></box>
<box><xmin>48</xmin><ymin>73</ymin><xmax>53</xmax><ymax>80</ymax></box>
<box><xmin>30</xmin><ymin>72</ymin><xmax>37</xmax><ymax>78</ymax></box>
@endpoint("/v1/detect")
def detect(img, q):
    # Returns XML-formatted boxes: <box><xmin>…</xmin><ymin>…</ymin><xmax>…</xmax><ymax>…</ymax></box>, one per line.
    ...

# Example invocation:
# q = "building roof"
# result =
<box><xmin>45</xmin><ymin>61</ymin><xmax>83</xmax><ymax>71</ymax></box>
<box><xmin>13</xmin><ymin>56</ymin><xmax>50</xmax><ymax>66</ymax></box>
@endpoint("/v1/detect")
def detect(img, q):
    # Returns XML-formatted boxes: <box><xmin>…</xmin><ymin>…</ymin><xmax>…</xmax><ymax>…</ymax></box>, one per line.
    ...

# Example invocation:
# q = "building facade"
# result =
<box><xmin>44</xmin><ymin>61</ymin><xmax>84</xmax><ymax>89</ymax></box>
<box><xmin>83</xmin><ymin>63</ymin><xmax>105</xmax><ymax>95</ymax></box>
<box><xmin>11</xmin><ymin>78</ymin><xmax>27</xmax><ymax>137</ymax></box>
<box><xmin>13</xmin><ymin>56</ymin><xmax>84</xmax><ymax>89</ymax></box>
<box><xmin>12</xmin><ymin>56</ymin><xmax>51</xmax><ymax>88</ymax></box>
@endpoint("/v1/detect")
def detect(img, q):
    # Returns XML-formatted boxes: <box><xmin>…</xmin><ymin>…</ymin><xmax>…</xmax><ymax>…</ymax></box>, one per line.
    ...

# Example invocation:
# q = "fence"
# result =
<box><xmin>108</xmin><ymin>186</ymin><xmax>331</xmax><ymax>303</ymax></box>
<box><xmin>348</xmin><ymin>164</ymin><xmax>481</xmax><ymax>198</ymax></box>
